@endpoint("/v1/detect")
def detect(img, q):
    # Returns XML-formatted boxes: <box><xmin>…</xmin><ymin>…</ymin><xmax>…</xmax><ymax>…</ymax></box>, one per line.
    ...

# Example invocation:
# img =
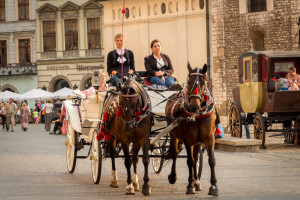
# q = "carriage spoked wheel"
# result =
<box><xmin>151</xmin><ymin>142</ymin><xmax>164</xmax><ymax>174</ymax></box>
<box><xmin>253</xmin><ymin>113</ymin><xmax>266</xmax><ymax>149</ymax></box>
<box><xmin>229</xmin><ymin>102</ymin><xmax>242</xmax><ymax>137</ymax></box>
<box><xmin>283</xmin><ymin>121</ymin><xmax>295</xmax><ymax>144</ymax></box>
<box><xmin>66</xmin><ymin>120</ymin><xmax>77</xmax><ymax>173</ymax></box>
<box><xmin>90</xmin><ymin>130</ymin><xmax>102</xmax><ymax>184</ymax></box>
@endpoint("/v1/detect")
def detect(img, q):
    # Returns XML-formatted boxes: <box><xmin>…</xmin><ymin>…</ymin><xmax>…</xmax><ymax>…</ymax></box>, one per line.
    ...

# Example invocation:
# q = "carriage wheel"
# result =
<box><xmin>229</xmin><ymin>102</ymin><xmax>242</xmax><ymax>137</ymax></box>
<box><xmin>90</xmin><ymin>130</ymin><xmax>102</xmax><ymax>184</ymax></box>
<box><xmin>66</xmin><ymin>120</ymin><xmax>77</xmax><ymax>173</ymax></box>
<box><xmin>283</xmin><ymin>121</ymin><xmax>295</xmax><ymax>144</ymax></box>
<box><xmin>253</xmin><ymin>113</ymin><xmax>266</xmax><ymax>149</ymax></box>
<box><xmin>197</xmin><ymin>145</ymin><xmax>204</xmax><ymax>180</ymax></box>
<box><xmin>151</xmin><ymin>142</ymin><xmax>164</xmax><ymax>174</ymax></box>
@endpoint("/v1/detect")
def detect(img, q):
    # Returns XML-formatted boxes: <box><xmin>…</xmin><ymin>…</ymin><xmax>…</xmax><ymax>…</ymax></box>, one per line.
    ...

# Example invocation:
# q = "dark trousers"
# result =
<box><xmin>53</xmin><ymin>121</ymin><xmax>62</xmax><ymax>133</ymax></box>
<box><xmin>1</xmin><ymin>115</ymin><xmax>6</xmax><ymax>129</ymax></box>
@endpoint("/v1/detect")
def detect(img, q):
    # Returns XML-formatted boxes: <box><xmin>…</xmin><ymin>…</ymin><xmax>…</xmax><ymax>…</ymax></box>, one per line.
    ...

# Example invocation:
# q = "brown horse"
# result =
<box><xmin>165</xmin><ymin>63</ymin><xmax>218</xmax><ymax>196</ymax></box>
<box><xmin>101</xmin><ymin>78</ymin><xmax>151</xmax><ymax>195</ymax></box>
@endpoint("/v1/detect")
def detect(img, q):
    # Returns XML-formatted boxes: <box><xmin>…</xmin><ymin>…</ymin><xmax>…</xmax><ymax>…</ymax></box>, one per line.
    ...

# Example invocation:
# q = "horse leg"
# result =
<box><xmin>185</xmin><ymin>144</ymin><xmax>195</xmax><ymax>194</ymax></box>
<box><xmin>205</xmin><ymin>136</ymin><xmax>218</xmax><ymax>197</ymax></box>
<box><xmin>168</xmin><ymin>135</ymin><xmax>179</xmax><ymax>184</ymax></box>
<box><xmin>109</xmin><ymin>138</ymin><xmax>119</xmax><ymax>188</ymax></box>
<box><xmin>122</xmin><ymin>143</ymin><xmax>135</xmax><ymax>195</ymax></box>
<box><xmin>193</xmin><ymin>144</ymin><xmax>202</xmax><ymax>191</ymax></box>
<box><xmin>141</xmin><ymin>136</ymin><xmax>151</xmax><ymax>196</ymax></box>
<box><xmin>132</xmin><ymin>143</ymin><xmax>140</xmax><ymax>191</ymax></box>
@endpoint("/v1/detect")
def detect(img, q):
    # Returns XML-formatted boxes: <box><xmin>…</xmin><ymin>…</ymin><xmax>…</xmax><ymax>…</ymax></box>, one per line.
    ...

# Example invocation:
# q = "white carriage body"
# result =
<box><xmin>65</xmin><ymin>87</ymin><xmax>176</xmax><ymax>143</ymax></box>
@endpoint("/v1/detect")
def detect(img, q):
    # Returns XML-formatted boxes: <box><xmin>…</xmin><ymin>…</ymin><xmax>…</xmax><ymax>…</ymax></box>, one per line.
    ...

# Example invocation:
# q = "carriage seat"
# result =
<box><xmin>80</xmin><ymin>94</ymin><xmax>104</xmax><ymax>121</ymax></box>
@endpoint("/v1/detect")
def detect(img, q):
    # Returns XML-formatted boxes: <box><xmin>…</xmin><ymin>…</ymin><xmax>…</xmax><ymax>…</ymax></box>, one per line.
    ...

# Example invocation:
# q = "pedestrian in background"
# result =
<box><xmin>44</xmin><ymin>99</ymin><xmax>53</xmax><ymax>132</ymax></box>
<box><xmin>0</xmin><ymin>103</ymin><xmax>7</xmax><ymax>130</ymax></box>
<box><xmin>40</xmin><ymin>101</ymin><xmax>45</xmax><ymax>123</ymax></box>
<box><xmin>33</xmin><ymin>109</ymin><xmax>39</xmax><ymax>125</ymax></box>
<box><xmin>4</xmin><ymin>98</ymin><xmax>17</xmax><ymax>132</ymax></box>
<box><xmin>61</xmin><ymin>95</ymin><xmax>72</xmax><ymax>135</ymax></box>
<box><xmin>20</xmin><ymin>102</ymin><xmax>29</xmax><ymax>131</ymax></box>
<box><xmin>53</xmin><ymin>98</ymin><xmax>62</xmax><ymax>119</ymax></box>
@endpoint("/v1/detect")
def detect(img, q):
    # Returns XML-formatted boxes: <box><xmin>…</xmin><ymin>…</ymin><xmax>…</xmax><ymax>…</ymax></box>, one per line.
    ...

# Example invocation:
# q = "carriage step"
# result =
<box><xmin>215</xmin><ymin>135</ymin><xmax>261</xmax><ymax>152</ymax></box>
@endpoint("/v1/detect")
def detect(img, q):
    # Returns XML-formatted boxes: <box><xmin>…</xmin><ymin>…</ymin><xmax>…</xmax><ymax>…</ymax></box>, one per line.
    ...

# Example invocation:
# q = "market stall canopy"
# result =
<box><xmin>0</xmin><ymin>90</ymin><xmax>22</xmax><ymax>102</ymax></box>
<box><xmin>21</xmin><ymin>89</ymin><xmax>55</xmax><ymax>100</ymax></box>
<box><xmin>53</xmin><ymin>87</ymin><xmax>76</xmax><ymax>99</ymax></box>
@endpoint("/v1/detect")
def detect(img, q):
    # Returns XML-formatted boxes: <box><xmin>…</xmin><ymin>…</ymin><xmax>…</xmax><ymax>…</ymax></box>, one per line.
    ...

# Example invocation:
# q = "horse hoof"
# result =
<box><xmin>126</xmin><ymin>185</ymin><xmax>135</xmax><ymax>195</ymax></box>
<box><xmin>186</xmin><ymin>186</ymin><xmax>195</xmax><ymax>194</ymax></box>
<box><xmin>168</xmin><ymin>174</ymin><xmax>177</xmax><ymax>184</ymax></box>
<box><xmin>133</xmin><ymin>182</ymin><xmax>139</xmax><ymax>191</ymax></box>
<box><xmin>110</xmin><ymin>180</ymin><xmax>119</xmax><ymax>188</ymax></box>
<box><xmin>142</xmin><ymin>185</ymin><xmax>151</xmax><ymax>196</ymax></box>
<box><xmin>194</xmin><ymin>182</ymin><xmax>202</xmax><ymax>191</ymax></box>
<box><xmin>208</xmin><ymin>185</ymin><xmax>218</xmax><ymax>197</ymax></box>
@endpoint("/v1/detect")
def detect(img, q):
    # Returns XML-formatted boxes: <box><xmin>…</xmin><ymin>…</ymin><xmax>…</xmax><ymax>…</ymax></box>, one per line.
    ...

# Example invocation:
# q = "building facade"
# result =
<box><xmin>102</xmin><ymin>0</ymin><xmax>208</xmax><ymax>84</ymax></box>
<box><xmin>36</xmin><ymin>0</ymin><xmax>104</xmax><ymax>92</ymax></box>
<box><xmin>0</xmin><ymin>0</ymin><xmax>37</xmax><ymax>94</ymax></box>
<box><xmin>210</xmin><ymin>0</ymin><xmax>300</xmax><ymax>124</ymax></box>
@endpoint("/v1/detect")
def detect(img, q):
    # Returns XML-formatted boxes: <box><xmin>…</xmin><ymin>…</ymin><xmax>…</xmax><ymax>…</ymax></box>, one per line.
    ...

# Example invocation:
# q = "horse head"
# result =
<box><xmin>118</xmin><ymin>79</ymin><xmax>141</xmax><ymax>131</ymax></box>
<box><xmin>185</xmin><ymin>62</ymin><xmax>208</xmax><ymax>114</ymax></box>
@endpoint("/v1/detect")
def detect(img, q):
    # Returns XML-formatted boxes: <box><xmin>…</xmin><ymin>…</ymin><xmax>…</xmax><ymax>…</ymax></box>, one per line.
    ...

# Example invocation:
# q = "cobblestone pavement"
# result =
<box><xmin>0</xmin><ymin>124</ymin><xmax>300</xmax><ymax>200</ymax></box>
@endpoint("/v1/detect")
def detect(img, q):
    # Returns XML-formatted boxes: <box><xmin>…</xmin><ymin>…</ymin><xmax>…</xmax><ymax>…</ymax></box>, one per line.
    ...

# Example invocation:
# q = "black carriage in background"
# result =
<box><xmin>229</xmin><ymin>51</ymin><xmax>300</xmax><ymax>148</ymax></box>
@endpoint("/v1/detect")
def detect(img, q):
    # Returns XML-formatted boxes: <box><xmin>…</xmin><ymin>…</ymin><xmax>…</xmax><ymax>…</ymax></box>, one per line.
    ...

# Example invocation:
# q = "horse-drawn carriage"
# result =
<box><xmin>229</xmin><ymin>51</ymin><xmax>300</xmax><ymax>148</ymax></box>
<box><xmin>64</xmin><ymin>64</ymin><xmax>219</xmax><ymax>196</ymax></box>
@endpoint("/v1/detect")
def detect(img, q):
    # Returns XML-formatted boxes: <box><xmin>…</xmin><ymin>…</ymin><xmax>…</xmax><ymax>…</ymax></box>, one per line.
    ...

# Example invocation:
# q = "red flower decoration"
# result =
<box><xmin>204</xmin><ymin>95</ymin><xmax>209</xmax><ymax>101</ymax></box>
<box><xmin>102</xmin><ymin>111</ymin><xmax>109</xmax><ymax>122</ymax></box>
<box><xmin>116</xmin><ymin>107</ymin><xmax>122</xmax><ymax>117</ymax></box>
<box><xmin>96</xmin><ymin>133</ymin><xmax>104</xmax><ymax>141</ymax></box>
<box><xmin>193</xmin><ymin>86</ymin><xmax>199</xmax><ymax>94</ymax></box>
<box><xmin>135</xmin><ymin>108</ymin><xmax>141</xmax><ymax>118</ymax></box>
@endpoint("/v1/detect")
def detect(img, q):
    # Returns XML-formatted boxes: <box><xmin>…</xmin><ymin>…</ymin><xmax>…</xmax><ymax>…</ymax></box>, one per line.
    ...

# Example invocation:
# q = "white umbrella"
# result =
<box><xmin>21</xmin><ymin>89</ymin><xmax>55</xmax><ymax>100</ymax></box>
<box><xmin>0</xmin><ymin>90</ymin><xmax>22</xmax><ymax>102</ymax></box>
<box><xmin>53</xmin><ymin>87</ymin><xmax>76</xmax><ymax>99</ymax></box>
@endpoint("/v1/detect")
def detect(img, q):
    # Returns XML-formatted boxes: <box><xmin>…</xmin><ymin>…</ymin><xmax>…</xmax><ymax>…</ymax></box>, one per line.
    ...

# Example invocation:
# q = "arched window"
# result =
<box><xmin>248</xmin><ymin>0</ymin><xmax>266</xmax><ymax>13</ymax></box>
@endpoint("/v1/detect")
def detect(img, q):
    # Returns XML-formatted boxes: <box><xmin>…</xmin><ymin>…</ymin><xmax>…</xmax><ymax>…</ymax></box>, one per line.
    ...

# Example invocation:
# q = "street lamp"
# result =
<box><xmin>73</xmin><ymin>84</ymin><xmax>78</xmax><ymax>90</ymax></box>
<box><xmin>42</xmin><ymin>85</ymin><xmax>47</xmax><ymax>91</ymax></box>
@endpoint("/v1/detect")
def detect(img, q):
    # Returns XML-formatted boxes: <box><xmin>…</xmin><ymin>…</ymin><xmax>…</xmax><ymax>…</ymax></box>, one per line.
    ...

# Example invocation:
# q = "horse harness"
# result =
<box><xmin>170</xmin><ymin>68</ymin><xmax>215</xmax><ymax>119</ymax></box>
<box><xmin>118</xmin><ymin>80</ymin><xmax>151</xmax><ymax>127</ymax></box>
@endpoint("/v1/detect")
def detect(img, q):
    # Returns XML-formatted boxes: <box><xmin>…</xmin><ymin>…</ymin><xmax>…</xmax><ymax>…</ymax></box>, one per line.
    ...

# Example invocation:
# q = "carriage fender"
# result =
<box><xmin>64</xmin><ymin>100</ymin><xmax>82</xmax><ymax>133</ymax></box>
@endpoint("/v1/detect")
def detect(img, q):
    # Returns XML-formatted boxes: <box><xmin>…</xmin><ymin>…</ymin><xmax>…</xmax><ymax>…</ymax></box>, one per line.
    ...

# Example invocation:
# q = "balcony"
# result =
<box><xmin>40</xmin><ymin>51</ymin><xmax>57</xmax><ymax>60</ymax></box>
<box><xmin>0</xmin><ymin>63</ymin><xmax>37</xmax><ymax>76</ymax></box>
<box><xmin>85</xmin><ymin>49</ymin><xmax>104</xmax><ymax>58</ymax></box>
<box><xmin>37</xmin><ymin>49</ymin><xmax>104</xmax><ymax>61</ymax></box>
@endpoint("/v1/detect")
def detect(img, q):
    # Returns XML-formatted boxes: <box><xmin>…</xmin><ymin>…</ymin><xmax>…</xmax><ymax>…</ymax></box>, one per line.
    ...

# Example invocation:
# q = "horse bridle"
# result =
<box><xmin>185</xmin><ymin>68</ymin><xmax>207</xmax><ymax>106</ymax></box>
<box><xmin>119</xmin><ymin>85</ymin><xmax>140</xmax><ymax>125</ymax></box>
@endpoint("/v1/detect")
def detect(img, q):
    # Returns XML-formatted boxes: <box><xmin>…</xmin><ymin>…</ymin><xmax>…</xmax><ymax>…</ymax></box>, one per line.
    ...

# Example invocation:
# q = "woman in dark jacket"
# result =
<box><xmin>107</xmin><ymin>33</ymin><xmax>135</xmax><ymax>86</ymax></box>
<box><xmin>144</xmin><ymin>39</ymin><xmax>175</xmax><ymax>88</ymax></box>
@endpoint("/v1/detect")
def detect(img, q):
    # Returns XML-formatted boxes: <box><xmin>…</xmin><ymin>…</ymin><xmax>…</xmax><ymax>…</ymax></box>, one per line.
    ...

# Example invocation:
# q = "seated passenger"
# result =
<box><xmin>273</xmin><ymin>74</ymin><xmax>288</xmax><ymax>91</ymax></box>
<box><xmin>107</xmin><ymin>33</ymin><xmax>135</xmax><ymax>86</ymax></box>
<box><xmin>286</xmin><ymin>66</ymin><xmax>300</xmax><ymax>91</ymax></box>
<box><xmin>144</xmin><ymin>39</ymin><xmax>176</xmax><ymax>89</ymax></box>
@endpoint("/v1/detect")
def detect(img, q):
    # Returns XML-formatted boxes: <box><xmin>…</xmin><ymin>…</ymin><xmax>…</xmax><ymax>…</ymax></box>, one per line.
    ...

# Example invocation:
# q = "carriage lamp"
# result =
<box><xmin>92</xmin><ymin>70</ymin><xmax>100</xmax><ymax>103</ymax></box>
<box><xmin>92</xmin><ymin>70</ymin><xmax>100</xmax><ymax>90</ymax></box>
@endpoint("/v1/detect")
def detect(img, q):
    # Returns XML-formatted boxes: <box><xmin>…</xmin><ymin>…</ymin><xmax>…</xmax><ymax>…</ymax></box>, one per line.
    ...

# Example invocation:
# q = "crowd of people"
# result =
<box><xmin>0</xmin><ymin>96</ymin><xmax>72</xmax><ymax>135</ymax></box>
